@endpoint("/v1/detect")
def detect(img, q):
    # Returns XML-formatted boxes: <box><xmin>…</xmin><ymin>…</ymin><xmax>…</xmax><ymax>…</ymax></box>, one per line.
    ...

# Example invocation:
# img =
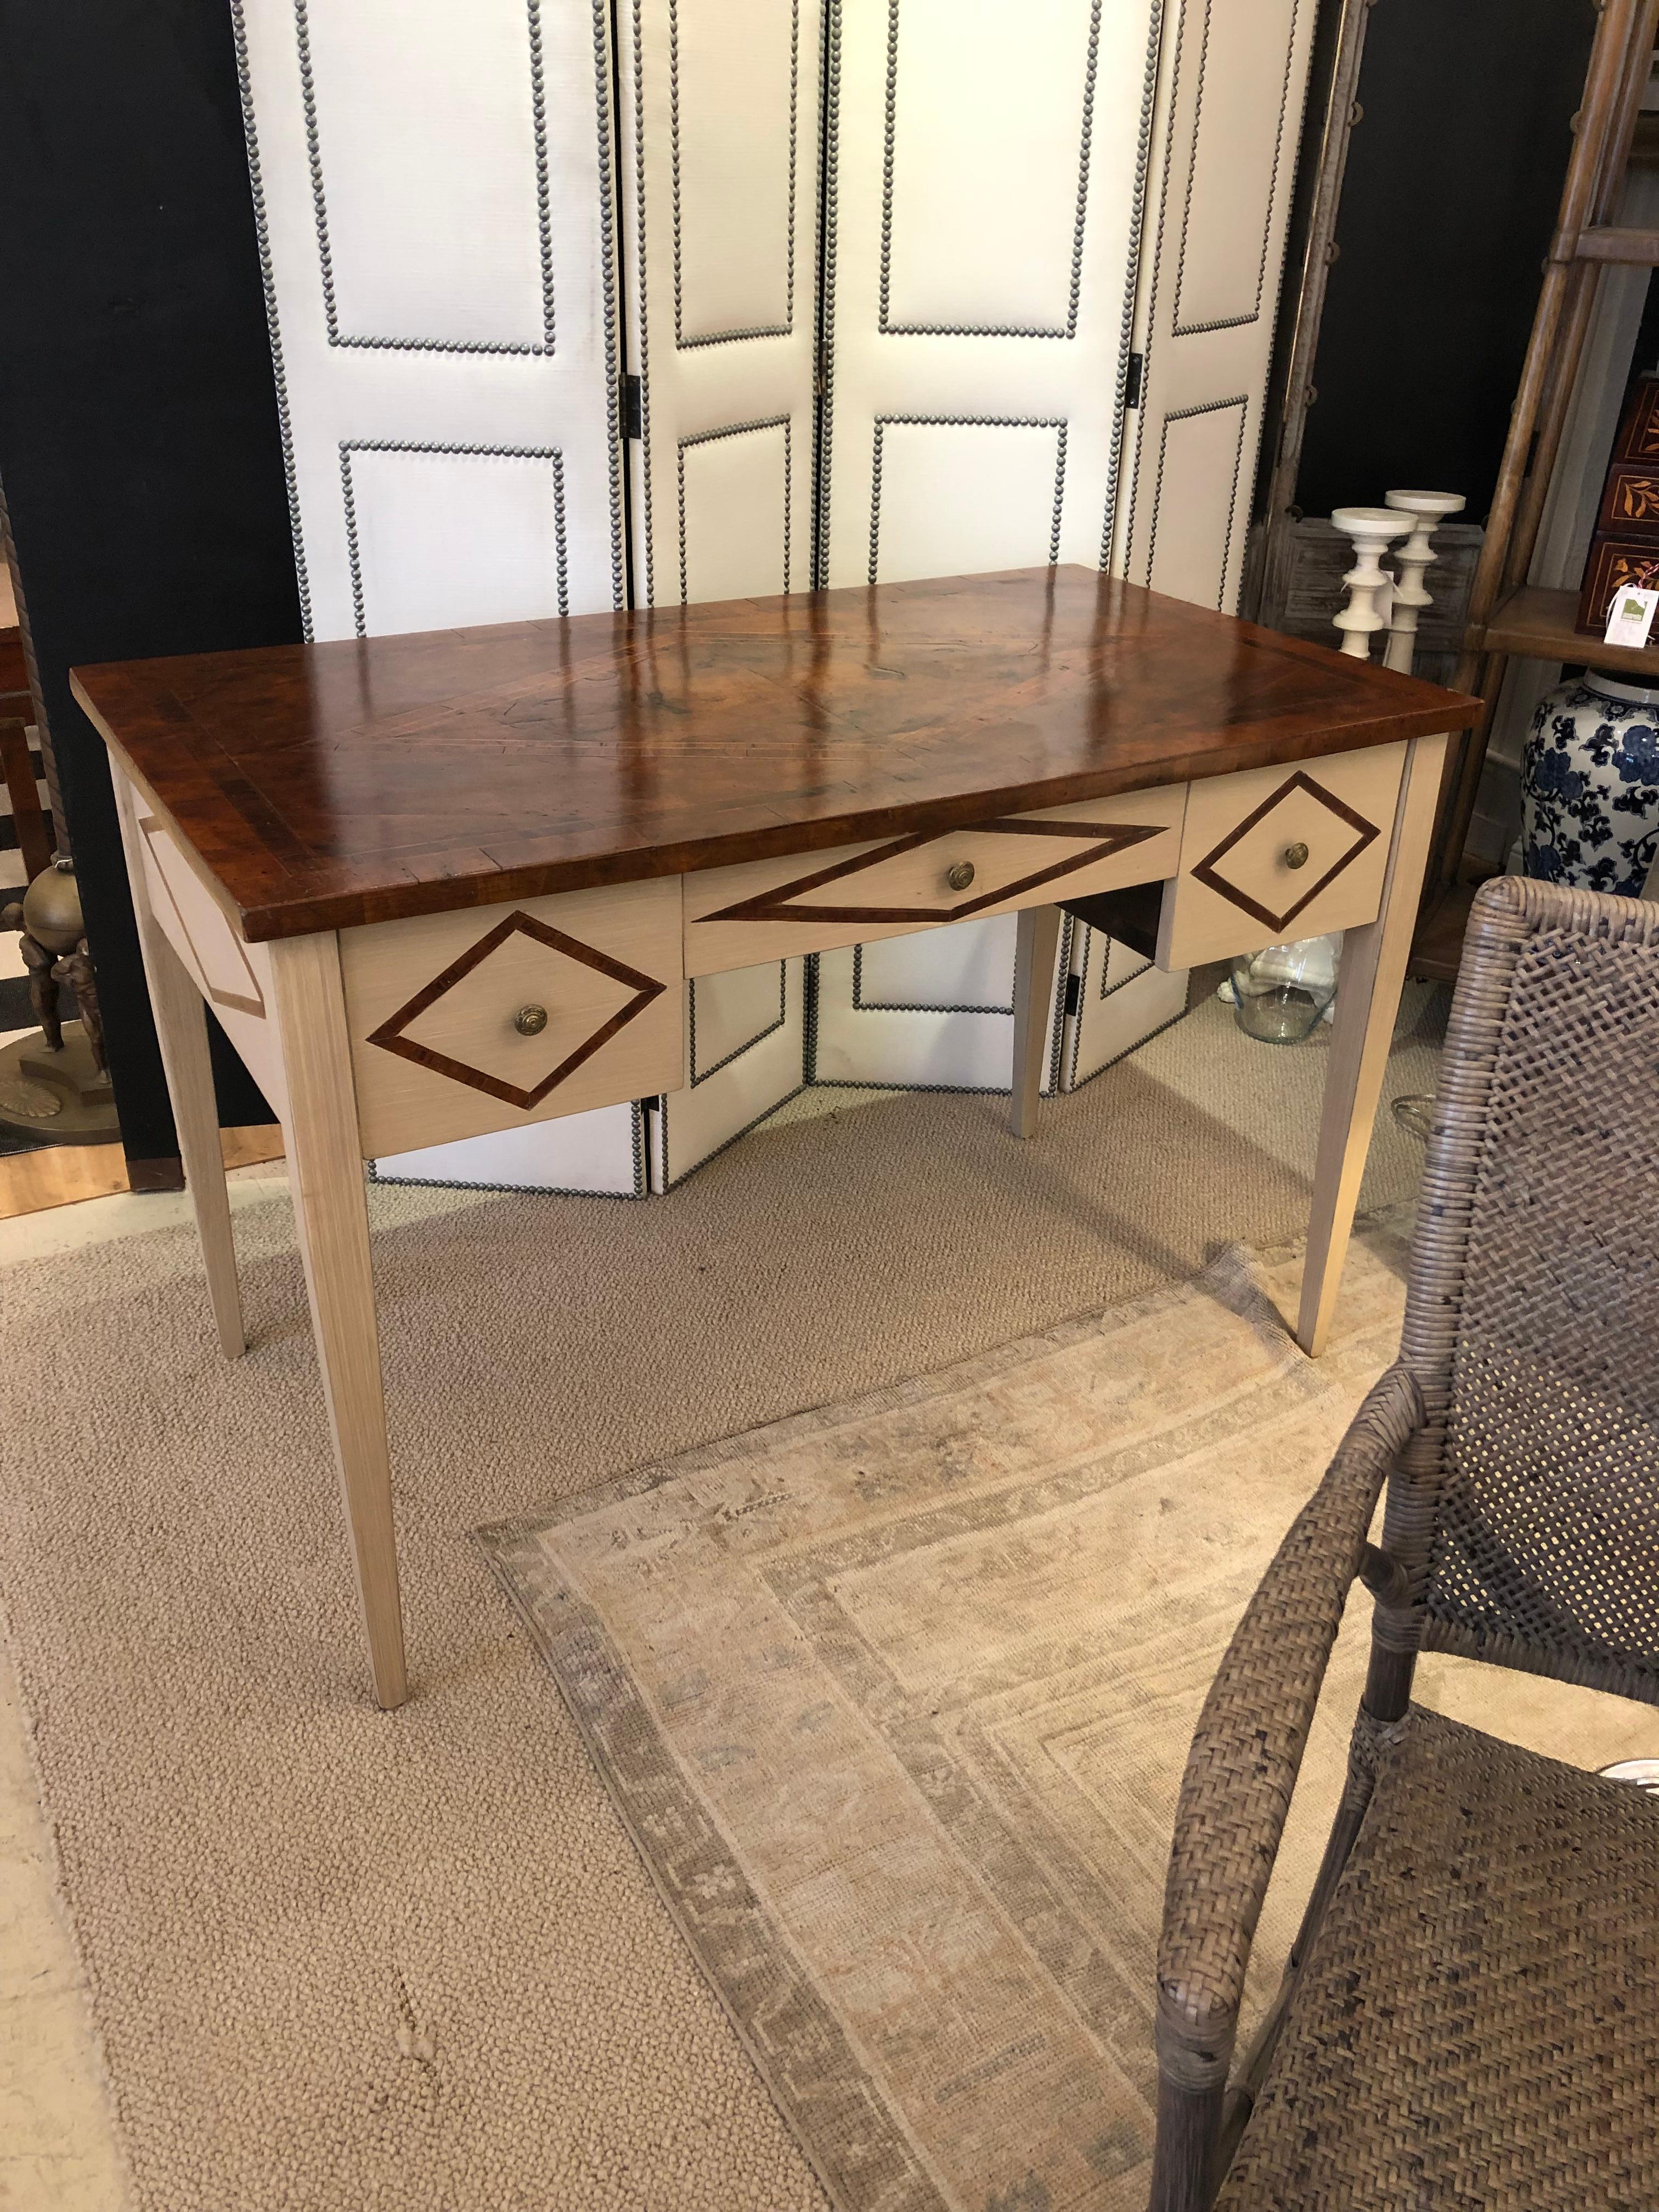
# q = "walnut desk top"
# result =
<box><xmin>72</xmin><ymin>566</ymin><xmax>1477</xmax><ymax>945</ymax></box>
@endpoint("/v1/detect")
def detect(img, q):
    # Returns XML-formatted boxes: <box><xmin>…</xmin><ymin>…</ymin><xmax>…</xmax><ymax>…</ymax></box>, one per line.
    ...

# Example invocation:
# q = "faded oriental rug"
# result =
<box><xmin>479</xmin><ymin>1235</ymin><xmax>1414</xmax><ymax>2212</ymax></box>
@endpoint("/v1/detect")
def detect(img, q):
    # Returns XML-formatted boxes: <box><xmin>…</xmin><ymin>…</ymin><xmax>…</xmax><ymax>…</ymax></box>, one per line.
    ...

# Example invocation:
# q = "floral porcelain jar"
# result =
<box><xmin>1521</xmin><ymin>670</ymin><xmax>1659</xmax><ymax>894</ymax></box>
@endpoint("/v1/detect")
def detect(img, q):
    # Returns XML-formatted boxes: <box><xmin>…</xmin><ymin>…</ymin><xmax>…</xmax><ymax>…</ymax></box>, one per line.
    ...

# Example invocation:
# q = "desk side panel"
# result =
<box><xmin>116</xmin><ymin>766</ymin><xmax>289</xmax><ymax>1121</ymax></box>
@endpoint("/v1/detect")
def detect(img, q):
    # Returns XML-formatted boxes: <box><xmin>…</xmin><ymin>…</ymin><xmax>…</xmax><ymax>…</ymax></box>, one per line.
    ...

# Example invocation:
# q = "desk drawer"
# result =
<box><xmin>684</xmin><ymin>787</ymin><xmax>1185</xmax><ymax>977</ymax></box>
<box><xmin>341</xmin><ymin>879</ymin><xmax>683</xmax><ymax>1158</ymax></box>
<box><xmin>1156</xmin><ymin>742</ymin><xmax>1406</xmax><ymax>969</ymax></box>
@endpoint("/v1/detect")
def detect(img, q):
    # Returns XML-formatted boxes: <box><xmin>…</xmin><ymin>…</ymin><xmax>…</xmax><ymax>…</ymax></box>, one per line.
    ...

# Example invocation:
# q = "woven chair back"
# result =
<box><xmin>1391</xmin><ymin>876</ymin><xmax>1659</xmax><ymax>1706</ymax></box>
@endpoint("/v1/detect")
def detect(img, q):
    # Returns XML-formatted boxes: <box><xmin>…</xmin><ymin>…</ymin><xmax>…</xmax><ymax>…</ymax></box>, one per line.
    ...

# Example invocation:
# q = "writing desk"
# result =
<box><xmin>73</xmin><ymin>566</ymin><xmax>1478</xmax><ymax>1708</ymax></box>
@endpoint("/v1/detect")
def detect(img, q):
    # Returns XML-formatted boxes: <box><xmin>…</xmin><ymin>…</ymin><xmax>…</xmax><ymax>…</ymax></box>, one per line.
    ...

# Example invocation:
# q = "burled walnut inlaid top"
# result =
<box><xmin>72</xmin><ymin>566</ymin><xmax>1478</xmax><ymax>943</ymax></box>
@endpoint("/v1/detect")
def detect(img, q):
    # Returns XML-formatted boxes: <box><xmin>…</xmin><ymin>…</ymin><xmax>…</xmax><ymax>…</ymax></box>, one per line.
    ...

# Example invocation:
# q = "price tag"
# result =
<box><xmin>1603</xmin><ymin>585</ymin><xmax>1659</xmax><ymax>650</ymax></box>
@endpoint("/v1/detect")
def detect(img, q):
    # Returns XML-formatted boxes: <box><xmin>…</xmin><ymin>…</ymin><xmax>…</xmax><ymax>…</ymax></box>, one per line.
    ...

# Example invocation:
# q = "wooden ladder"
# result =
<box><xmin>1415</xmin><ymin>0</ymin><xmax>1659</xmax><ymax>978</ymax></box>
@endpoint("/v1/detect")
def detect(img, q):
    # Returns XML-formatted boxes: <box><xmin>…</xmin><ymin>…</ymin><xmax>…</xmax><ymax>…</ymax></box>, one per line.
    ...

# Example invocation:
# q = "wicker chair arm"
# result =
<box><xmin>1154</xmin><ymin>1360</ymin><xmax>1425</xmax><ymax>2080</ymax></box>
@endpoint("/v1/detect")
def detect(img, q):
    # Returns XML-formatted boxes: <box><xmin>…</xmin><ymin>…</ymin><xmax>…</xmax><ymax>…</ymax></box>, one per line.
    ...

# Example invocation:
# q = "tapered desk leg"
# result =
<box><xmin>112</xmin><ymin>776</ymin><xmax>244</xmax><ymax>1358</ymax></box>
<box><xmin>1297</xmin><ymin>733</ymin><xmax>1447</xmax><ymax>1357</ymax></box>
<box><xmin>268</xmin><ymin>933</ymin><xmax>408</xmax><ymax>1709</ymax></box>
<box><xmin>1009</xmin><ymin>904</ymin><xmax>1063</xmax><ymax>1137</ymax></box>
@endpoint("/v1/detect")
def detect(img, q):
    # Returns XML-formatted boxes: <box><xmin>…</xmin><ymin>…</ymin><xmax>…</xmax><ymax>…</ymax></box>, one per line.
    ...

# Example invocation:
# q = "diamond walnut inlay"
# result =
<box><xmin>1190</xmin><ymin>770</ymin><xmax>1382</xmax><ymax>936</ymax></box>
<box><xmin>366</xmin><ymin>910</ymin><xmax>667</xmax><ymax>1111</ymax></box>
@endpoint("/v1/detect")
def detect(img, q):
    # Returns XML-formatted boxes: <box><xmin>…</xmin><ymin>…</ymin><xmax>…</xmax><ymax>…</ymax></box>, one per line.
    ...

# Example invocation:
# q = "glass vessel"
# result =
<box><xmin>1229</xmin><ymin>934</ymin><xmax>1340</xmax><ymax>1045</ymax></box>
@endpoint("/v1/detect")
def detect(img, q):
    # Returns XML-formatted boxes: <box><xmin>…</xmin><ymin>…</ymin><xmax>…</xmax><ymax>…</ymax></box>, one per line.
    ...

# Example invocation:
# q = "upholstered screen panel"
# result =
<box><xmin>678</xmin><ymin>419</ymin><xmax>793</xmax><ymax>603</ymax></box>
<box><xmin>812</xmin><ymin>0</ymin><xmax>1164</xmax><ymax>1094</ymax></box>
<box><xmin>867</xmin><ymin>420</ymin><xmax>1068</xmax><ymax>584</ymax></box>
<box><xmin>1144</xmin><ymin>396</ymin><xmax>1250</xmax><ymax>611</ymax></box>
<box><xmin>879</xmin><ymin>4</ymin><xmax>1093</xmax><ymax>333</ymax></box>
<box><xmin>811</xmin><ymin>932</ymin><xmax>1064</xmax><ymax>1093</ymax></box>
<box><xmin>294</xmin><ymin>0</ymin><xmax>555</xmax><ymax>352</ymax></box>
<box><xmin>235</xmin><ymin>0</ymin><xmax>624</xmax><ymax>637</ymax></box>
<box><xmin>371</xmin><ymin>1109</ymin><xmax>650</xmax><ymax>1198</ymax></box>
<box><xmin>820</xmin><ymin>0</ymin><xmax>1160</xmax><ymax>585</ymax></box>
<box><xmin>1115</xmin><ymin>0</ymin><xmax>1314</xmax><ymax>603</ymax></box>
<box><xmin>618</xmin><ymin>0</ymin><xmax>820</xmax><ymax>610</ymax></box>
<box><xmin>233</xmin><ymin>0</ymin><xmax>1320</xmax><ymax>1170</ymax></box>
<box><xmin>1058</xmin><ymin>924</ymin><xmax>1190</xmax><ymax>1093</ymax></box>
<box><xmin>340</xmin><ymin>444</ymin><xmax>572</xmax><ymax>634</ymax></box>
<box><xmin>1069</xmin><ymin>0</ymin><xmax>1316</xmax><ymax>1088</ymax></box>
<box><xmin>1168</xmin><ymin>0</ymin><xmax>1305</xmax><ymax>339</ymax></box>
<box><xmin>645</xmin><ymin>960</ymin><xmax>808</xmax><ymax>1188</ymax></box>
<box><xmin>618</xmin><ymin>0</ymin><xmax>821</xmax><ymax>1184</ymax></box>
<box><xmin>672</xmin><ymin>0</ymin><xmax>798</xmax><ymax>343</ymax></box>
<box><xmin>233</xmin><ymin>0</ymin><xmax>644</xmax><ymax>1192</ymax></box>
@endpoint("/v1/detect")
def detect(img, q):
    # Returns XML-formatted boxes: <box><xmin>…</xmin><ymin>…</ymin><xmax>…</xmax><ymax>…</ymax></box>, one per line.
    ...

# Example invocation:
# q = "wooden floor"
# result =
<box><xmin>0</xmin><ymin>1125</ymin><xmax>284</xmax><ymax>1221</ymax></box>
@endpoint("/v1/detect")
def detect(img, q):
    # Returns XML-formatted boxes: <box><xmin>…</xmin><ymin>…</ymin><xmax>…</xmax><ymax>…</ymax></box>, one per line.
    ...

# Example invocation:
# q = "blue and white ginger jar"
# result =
<box><xmin>1521</xmin><ymin>670</ymin><xmax>1659</xmax><ymax>895</ymax></box>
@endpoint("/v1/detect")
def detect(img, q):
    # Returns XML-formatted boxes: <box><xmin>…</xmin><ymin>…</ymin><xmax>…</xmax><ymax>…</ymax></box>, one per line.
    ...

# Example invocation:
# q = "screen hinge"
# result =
<box><xmin>622</xmin><ymin>373</ymin><xmax>643</xmax><ymax>441</ymax></box>
<box><xmin>1064</xmin><ymin>973</ymin><xmax>1082</xmax><ymax>1017</ymax></box>
<box><xmin>1124</xmin><ymin>352</ymin><xmax>1144</xmax><ymax>410</ymax></box>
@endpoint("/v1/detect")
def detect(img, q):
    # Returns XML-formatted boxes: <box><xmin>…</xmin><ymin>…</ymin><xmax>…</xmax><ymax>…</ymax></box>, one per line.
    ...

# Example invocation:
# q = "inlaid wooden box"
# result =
<box><xmin>1576</xmin><ymin>375</ymin><xmax>1659</xmax><ymax>635</ymax></box>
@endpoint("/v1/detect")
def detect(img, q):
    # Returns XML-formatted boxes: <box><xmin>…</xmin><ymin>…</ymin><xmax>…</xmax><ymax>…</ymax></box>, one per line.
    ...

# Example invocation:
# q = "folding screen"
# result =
<box><xmin>233</xmin><ymin>0</ymin><xmax>1317</xmax><ymax>1188</ymax></box>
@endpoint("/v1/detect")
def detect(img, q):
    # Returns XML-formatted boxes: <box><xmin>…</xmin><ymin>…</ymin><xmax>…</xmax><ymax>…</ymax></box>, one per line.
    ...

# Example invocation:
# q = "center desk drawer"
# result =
<box><xmin>341</xmin><ymin>879</ymin><xmax>683</xmax><ymax>1159</ymax></box>
<box><xmin>683</xmin><ymin>787</ymin><xmax>1186</xmax><ymax>977</ymax></box>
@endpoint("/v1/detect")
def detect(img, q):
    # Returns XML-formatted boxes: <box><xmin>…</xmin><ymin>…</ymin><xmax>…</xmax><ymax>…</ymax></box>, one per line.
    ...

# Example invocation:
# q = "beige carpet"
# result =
<box><xmin>3</xmin><ymin>987</ymin><xmax>1650</xmax><ymax>2210</ymax></box>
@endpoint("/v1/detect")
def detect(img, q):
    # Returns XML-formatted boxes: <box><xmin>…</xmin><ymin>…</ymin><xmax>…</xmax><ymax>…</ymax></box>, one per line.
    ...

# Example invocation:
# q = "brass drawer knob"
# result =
<box><xmin>945</xmin><ymin>859</ymin><xmax>976</xmax><ymax>891</ymax></box>
<box><xmin>1283</xmin><ymin>841</ymin><xmax>1311</xmax><ymax>871</ymax></box>
<box><xmin>514</xmin><ymin>1003</ymin><xmax>549</xmax><ymax>1037</ymax></box>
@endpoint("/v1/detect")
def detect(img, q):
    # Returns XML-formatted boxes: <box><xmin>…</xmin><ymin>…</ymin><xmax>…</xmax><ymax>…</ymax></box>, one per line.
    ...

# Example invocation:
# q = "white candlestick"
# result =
<box><xmin>1382</xmin><ymin>488</ymin><xmax>1466</xmax><ymax>675</ymax></box>
<box><xmin>1331</xmin><ymin>507</ymin><xmax>1411</xmax><ymax>659</ymax></box>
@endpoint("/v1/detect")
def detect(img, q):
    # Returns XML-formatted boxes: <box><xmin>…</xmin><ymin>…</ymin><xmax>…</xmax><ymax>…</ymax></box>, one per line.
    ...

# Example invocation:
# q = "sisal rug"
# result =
<box><xmin>476</xmin><ymin>1229</ymin><xmax>1650</xmax><ymax>2212</ymax></box>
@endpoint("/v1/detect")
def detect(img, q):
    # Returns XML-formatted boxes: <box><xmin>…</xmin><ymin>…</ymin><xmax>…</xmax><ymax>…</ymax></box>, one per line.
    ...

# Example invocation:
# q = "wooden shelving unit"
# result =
<box><xmin>1416</xmin><ymin>0</ymin><xmax>1659</xmax><ymax>979</ymax></box>
<box><xmin>1477</xmin><ymin>583</ymin><xmax>1659</xmax><ymax>680</ymax></box>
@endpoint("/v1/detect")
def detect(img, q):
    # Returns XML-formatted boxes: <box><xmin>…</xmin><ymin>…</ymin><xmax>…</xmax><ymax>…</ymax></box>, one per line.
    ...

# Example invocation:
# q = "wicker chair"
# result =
<box><xmin>1150</xmin><ymin>874</ymin><xmax>1659</xmax><ymax>2212</ymax></box>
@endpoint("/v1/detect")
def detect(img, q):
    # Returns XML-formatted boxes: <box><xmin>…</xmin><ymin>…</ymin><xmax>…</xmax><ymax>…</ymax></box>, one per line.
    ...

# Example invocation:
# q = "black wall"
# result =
<box><xmin>1297</xmin><ymin>0</ymin><xmax>1597</xmax><ymax>523</ymax></box>
<box><xmin>0</xmin><ymin>1</ymin><xmax>301</xmax><ymax>1166</ymax></box>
